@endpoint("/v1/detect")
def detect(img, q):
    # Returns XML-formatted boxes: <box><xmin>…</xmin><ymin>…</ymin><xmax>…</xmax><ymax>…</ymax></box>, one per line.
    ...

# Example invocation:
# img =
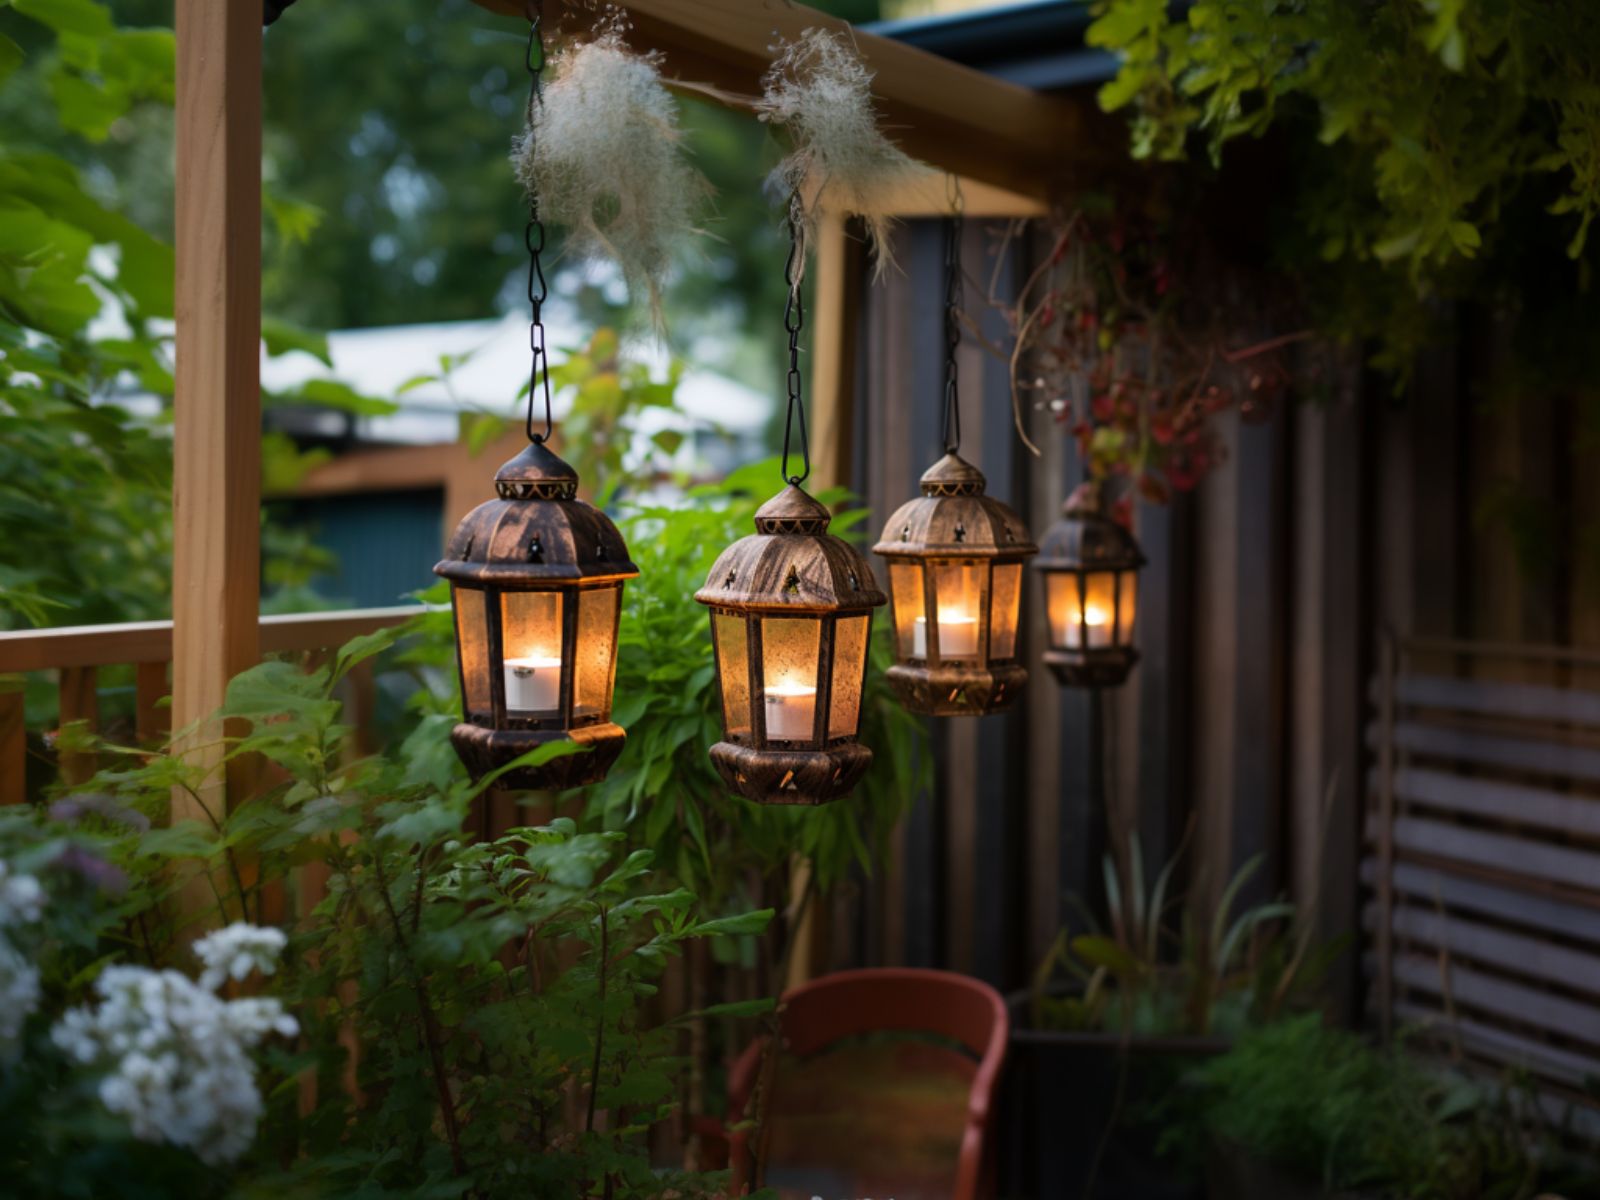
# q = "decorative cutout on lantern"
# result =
<box><xmin>874</xmin><ymin>454</ymin><xmax>1038</xmax><ymax>715</ymax></box>
<box><xmin>1034</xmin><ymin>483</ymin><xmax>1145</xmax><ymax>688</ymax></box>
<box><xmin>695</xmin><ymin>485</ymin><xmax>886</xmax><ymax>805</ymax></box>
<box><xmin>434</xmin><ymin>441</ymin><xmax>638</xmax><ymax>790</ymax></box>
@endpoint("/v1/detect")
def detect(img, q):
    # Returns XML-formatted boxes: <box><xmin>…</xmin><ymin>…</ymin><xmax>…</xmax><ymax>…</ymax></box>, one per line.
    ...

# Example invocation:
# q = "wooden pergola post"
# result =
<box><xmin>171</xmin><ymin>0</ymin><xmax>262</xmax><ymax>821</ymax></box>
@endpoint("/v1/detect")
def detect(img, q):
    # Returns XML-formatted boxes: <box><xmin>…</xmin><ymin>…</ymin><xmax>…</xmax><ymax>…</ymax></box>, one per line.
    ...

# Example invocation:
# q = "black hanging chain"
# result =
<box><xmin>522</xmin><ymin>2</ymin><xmax>553</xmax><ymax>445</ymax></box>
<box><xmin>941</xmin><ymin>209</ymin><xmax>965</xmax><ymax>456</ymax></box>
<box><xmin>780</xmin><ymin>215</ymin><xmax>810</xmax><ymax>487</ymax></box>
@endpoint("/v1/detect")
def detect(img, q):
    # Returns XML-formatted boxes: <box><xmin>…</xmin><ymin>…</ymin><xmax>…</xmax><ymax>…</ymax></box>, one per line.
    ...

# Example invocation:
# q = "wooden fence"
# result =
<box><xmin>0</xmin><ymin>607</ymin><xmax>420</xmax><ymax>803</ymax></box>
<box><xmin>1365</xmin><ymin>635</ymin><xmax>1600</xmax><ymax>1134</ymax></box>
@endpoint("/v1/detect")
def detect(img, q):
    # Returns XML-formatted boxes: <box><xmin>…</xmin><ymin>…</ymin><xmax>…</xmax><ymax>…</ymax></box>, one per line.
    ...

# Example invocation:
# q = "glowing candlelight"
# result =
<box><xmin>912</xmin><ymin>611</ymin><xmax>980</xmax><ymax>659</ymax></box>
<box><xmin>504</xmin><ymin>655</ymin><xmax>562</xmax><ymax>712</ymax></box>
<box><xmin>763</xmin><ymin>680</ymin><xmax>818</xmax><ymax>741</ymax></box>
<box><xmin>1064</xmin><ymin>604</ymin><xmax>1111</xmax><ymax>649</ymax></box>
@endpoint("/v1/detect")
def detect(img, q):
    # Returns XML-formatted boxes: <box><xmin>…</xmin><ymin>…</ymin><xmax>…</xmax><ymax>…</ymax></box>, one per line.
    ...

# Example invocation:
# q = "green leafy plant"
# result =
<box><xmin>1186</xmin><ymin>1014</ymin><xmax>1600</xmax><ymax>1199</ymax></box>
<box><xmin>1031</xmin><ymin>834</ymin><xmax>1339</xmax><ymax>1039</ymax></box>
<box><xmin>1</xmin><ymin>623</ymin><xmax>768</xmax><ymax>1197</ymax></box>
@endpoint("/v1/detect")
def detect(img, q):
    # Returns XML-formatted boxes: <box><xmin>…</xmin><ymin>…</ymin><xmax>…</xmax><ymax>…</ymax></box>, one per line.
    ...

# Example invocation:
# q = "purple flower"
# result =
<box><xmin>52</xmin><ymin>844</ymin><xmax>129</xmax><ymax>897</ymax></box>
<box><xmin>49</xmin><ymin>793</ymin><xmax>151</xmax><ymax>833</ymax></box>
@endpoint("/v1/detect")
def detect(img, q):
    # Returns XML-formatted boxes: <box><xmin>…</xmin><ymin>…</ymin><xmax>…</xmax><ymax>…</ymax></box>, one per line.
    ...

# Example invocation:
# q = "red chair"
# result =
<box><xmin>709</xmin><ymin>967</ymin><xmax>1009</xmax><ymax>1200</ymax></box>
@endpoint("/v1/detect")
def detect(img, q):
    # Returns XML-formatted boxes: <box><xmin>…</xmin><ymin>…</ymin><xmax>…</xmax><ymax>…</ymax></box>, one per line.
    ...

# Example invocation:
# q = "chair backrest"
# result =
<box><xmin>729</xmin><ymin>967</ymin><xmax>1009</xmax><ymax>1200</ymax></box>
<box><xmin>1366</xmin><ymin>635</ymin><xmax>1600</xmax><ymax>1139</ymax></box>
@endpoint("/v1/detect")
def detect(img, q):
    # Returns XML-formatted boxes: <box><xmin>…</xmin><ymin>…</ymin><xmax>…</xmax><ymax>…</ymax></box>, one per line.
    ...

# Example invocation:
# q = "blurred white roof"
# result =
<box><xmin>258</xmin><ymin>312</ymin><xmax>771</xmax><ymax>447</ymax></box>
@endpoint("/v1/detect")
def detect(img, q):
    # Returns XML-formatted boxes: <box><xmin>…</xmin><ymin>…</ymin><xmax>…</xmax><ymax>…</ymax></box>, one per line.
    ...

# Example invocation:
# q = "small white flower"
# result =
<box><xmin>0</xmin><ymin>862</ymin><xmax>45</xmax><ymax>928</ymax></box>
<box><xmin>193</xmin><ymin>922</ymin><xmax>288</xmax><ymax>992</ymax></box>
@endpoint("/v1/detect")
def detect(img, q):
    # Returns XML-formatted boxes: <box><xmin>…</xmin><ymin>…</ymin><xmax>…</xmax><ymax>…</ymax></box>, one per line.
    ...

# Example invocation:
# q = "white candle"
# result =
<box><xmin>504</xmin><ymin>655</ymin><xmax>562</xmax><ymax>712</ymax></box>
<box><xmin>1061</xmin><ymin>604</ymin><xmax>1112</xmax><ymax>649</ymax></box>
<box><xmin>763</xmin><ymin>681</ymin><xmax>818</xmax><ymax>741</ymax></box>
<box><xmin>912</xmin><ymin>612</ymin><xmax>980</xmax><ymax>659</ymax></box>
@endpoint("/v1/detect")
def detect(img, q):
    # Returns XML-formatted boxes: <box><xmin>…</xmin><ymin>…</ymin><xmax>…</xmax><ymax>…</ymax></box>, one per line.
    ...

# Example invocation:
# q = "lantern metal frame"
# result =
<box><xmin>434</xmin><ymin>441</ymin><xmax>639</xmax><ymax>790</ymax></box>
<box><xmin>873</xmin><ymin>453</ymin><xmax>1038</xmax><ymax>715</ymax></box>
<box><xmin>695</xmin><ymin>485</ymin><xmax>886</xmax><ymax>805</ymax></box>
<box><xmin>1033</xmin><ymin>483</ymin><xmax>1146</xmax><ymax>688</ymax></box>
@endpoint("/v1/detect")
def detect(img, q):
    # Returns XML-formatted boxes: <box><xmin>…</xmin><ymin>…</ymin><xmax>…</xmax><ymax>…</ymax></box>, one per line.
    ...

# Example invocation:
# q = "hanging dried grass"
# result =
<box><xmin>756</xmin><ymin>27</ymin><xmax>929</xmax><ymax>283</ymax></box>
<box><xmin>512</xmin><ymin>20</ymin><xmax>709</xmax><ymax>330</ymax></box>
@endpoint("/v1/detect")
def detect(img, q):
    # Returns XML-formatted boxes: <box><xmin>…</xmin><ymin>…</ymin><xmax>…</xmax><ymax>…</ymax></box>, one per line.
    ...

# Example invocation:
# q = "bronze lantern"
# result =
<box><xmin>873</xmin><ymin>453</ymin><xmax>1038</xmax><ymax>715</ymax></box>
<box><xmin>1034</xmin><ymin>483</ymin><xmax>1145</xmax><ymax>687</ymax></box>
<box><xmin>695</xmin><ymin>484</ymin><xmax>886</xmax><ymax>805</ymax></box>
<box><xmin>434</xmin><ymin>441</ymin><xmax>638</xmax><ymax>790</ymax></box>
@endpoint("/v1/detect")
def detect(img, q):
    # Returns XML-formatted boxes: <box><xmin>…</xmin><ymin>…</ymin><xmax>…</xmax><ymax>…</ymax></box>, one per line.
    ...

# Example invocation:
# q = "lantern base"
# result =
<box><xmin>450</xmin><ymin>721</ymin><xmax>626</xmax><ymax>791</ymax></box>
<box><xmin>708</xmin><ymin>740</ymin><xmax>873</xmax><ymax>806</ymax></box>
<box><xmin>886</xmin><ymin>662</ymin><xmax>1028</xmax><ymax>716</ymax></box>
<box><xmin>1042</xmin><ymin>647</ymin><xmax>1140</xmax><ymax>688</ymax></box>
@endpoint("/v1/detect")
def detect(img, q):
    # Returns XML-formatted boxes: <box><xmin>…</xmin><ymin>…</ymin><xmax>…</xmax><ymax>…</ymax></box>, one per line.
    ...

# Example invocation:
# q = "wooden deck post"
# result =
<box><xmin>171</xmin><ymin>0</ymin><xmax>262</xmax><ymax>822</ymax></box>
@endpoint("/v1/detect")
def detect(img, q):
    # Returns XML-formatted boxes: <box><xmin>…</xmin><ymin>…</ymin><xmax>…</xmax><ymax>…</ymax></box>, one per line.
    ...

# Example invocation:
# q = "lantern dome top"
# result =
<box><xmin>494</xmin><ymin>440</ymin><xmax>579</xmax><ymax>501</ymax></box>
<box><xmin>918</xmin><ymin>451</ymin><xmax>987</xmax><ymax>497</ymax></box>
<box><xmin>696</xmin><ymin>485</ymin><xmax>886</xmax><ymax>613</ymax></box>
<box><xmin>873</xmin><ymin>452</ymin><xmax>1038</xmax><ymax>561</ymax></box>
<box><xmin>1035</xmin><ymin>483</ymin><xmax>1145</xmax><ymax>572</ymax></box>
<box><xmin>434</xmin><ymin>443</ymin><xmax>638</xmax><ymax>587</ymax></box>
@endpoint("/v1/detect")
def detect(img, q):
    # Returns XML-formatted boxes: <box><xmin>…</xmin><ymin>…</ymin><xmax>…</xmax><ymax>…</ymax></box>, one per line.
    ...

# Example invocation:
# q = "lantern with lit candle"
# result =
<box><xmin>874</xmin><ymin>453</ymin><xmax>1037</xmax><ymax>715</ymax></box>
<box><xmin>695</xmin><ymin>484</ymin><xmax>886</xmax><ymax>805</ymax></box>
<box><xmin>434</xmin><ymin>441</ymin><xmax>638</xmax><ymax>790</ymax></box>
<box><xmin>1034</xmin><ymin>483</ymin><xmax>1144</xmax><ymax>688</ymax></box>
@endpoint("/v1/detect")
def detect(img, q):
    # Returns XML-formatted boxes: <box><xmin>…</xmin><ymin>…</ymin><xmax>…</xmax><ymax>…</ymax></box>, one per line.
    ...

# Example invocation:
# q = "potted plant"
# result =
<box><xmin>1003</xmin><ymin>833</ymin><xmax>1342</xmax><ymax>1199</ymax></box>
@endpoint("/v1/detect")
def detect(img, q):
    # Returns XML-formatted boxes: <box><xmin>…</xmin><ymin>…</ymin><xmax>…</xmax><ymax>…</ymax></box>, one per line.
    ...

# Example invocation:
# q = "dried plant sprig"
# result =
<box><xmin>756</xmin><ymin>27</ymin><xmax>930</xmax><ymax>283</ymax></box>
<box><xmin>513</xmin><ymin>19</ymin><xmax>710</xmax><ymax>330</ymax></box>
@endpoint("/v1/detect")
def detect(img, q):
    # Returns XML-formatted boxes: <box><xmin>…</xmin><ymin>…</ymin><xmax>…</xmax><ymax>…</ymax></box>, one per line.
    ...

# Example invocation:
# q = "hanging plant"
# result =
<box><xmin>756</xmin><ymin>27</ymin><xmax>927</xmax><ymax>279</ymax></box>
<box><xmin>513</xmin><ymin>16</ymin><xmax>709</xmax><ymax>328</ymax></box>
<box><xmin>992</xmin><ymin>202</ymin><xmax>1319</xmax><ymax>512</ymax></box>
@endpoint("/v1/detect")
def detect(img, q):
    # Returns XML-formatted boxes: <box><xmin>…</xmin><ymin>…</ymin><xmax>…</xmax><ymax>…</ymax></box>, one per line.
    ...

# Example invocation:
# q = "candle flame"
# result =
<box><xmin>1081</xmin><ymin>605</ymin><xmax>1108</xmax><ymax>627</ymax></box>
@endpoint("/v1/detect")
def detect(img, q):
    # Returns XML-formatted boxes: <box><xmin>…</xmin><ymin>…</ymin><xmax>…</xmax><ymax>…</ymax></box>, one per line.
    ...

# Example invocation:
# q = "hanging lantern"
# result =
<box><xmin>432</xmin><ymin>8</ymin><xmax>636</xmax><ymax>791</ymax></box>
<box><xmin>434</xmin><ymin>442</ymin><xmax>638</xmax><ymax>790</ymax></box>
<box><xmin>696</xmin><ymin>484</ymin><xmax>885</xmax><ymax>804</ymax></box>
<box><xmin>874</xmin><ymin>454</ymin><xmax>1037</xmax><ymax>715</ymax></box>
<box><xmin>873</xmin><ymin>211</ymin><xmax>1037</xmax><ymax>716</ymax></box>
<box><xmin>1034</xmin><ymin>482</ymin><xmax>1145</xmax><ymax>688</ymax></box>
<box><xmin>696</xmin><ymin>212</ymin><xmax>885</xmax><ymax>804</ymax></box>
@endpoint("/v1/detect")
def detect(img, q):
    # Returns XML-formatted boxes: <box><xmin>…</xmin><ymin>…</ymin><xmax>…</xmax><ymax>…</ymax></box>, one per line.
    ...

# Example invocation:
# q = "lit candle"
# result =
<box><xmin>763</xmin><ymin>681</ymin><xmax>818</xmax><ymax>741</ymax></box>
<box><xmin>912</xmin><ymin>611</ymin><xmax>980</xmax><ymax>659</ymax></box>
<box><xmin>504</xmin><ymin>655</ymin><xmax>562</xmax><ymax>712</ymax></box>
<box><xmin>1062</xmin><ymin>604</ymin><xmax>1111</xmax><ymax>649</ymax></box>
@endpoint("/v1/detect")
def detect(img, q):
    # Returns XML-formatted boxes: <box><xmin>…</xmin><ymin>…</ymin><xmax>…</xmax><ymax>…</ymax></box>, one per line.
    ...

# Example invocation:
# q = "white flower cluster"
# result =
<box><xmin>0</xmin><ymin>861</ymin><xmax>44</xmax><ymax>1052</ymax></box>
<box><xmin>193</xmin><ymin>922</ymin><xmax>289</xmax><ymax>992</ymax></box>
<box><xmin>0</xmin><ymin>860</ymin><xmax>45</xmax><ymax>927</ymax></box>
<box><xmin>51</xmin><ymin>924</ymin><xmax>298</xmax><ymax>1166</ymax></box>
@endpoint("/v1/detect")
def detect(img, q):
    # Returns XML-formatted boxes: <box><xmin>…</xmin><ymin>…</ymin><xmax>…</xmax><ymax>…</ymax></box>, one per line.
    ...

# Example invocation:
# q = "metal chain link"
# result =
<box><xmin>780</xmin><ymin>216</ymin><xmax>810</xmax><ymax>487</ymax></box>
<box><xmin>523</xmin><ymin>3</ymin><xmax>553</xmax><ymax>445</ymax></box>
<box><xmin>941</xmin><ymin>210</ymin><xmax>964</xmax><ymax>456</ymax></box>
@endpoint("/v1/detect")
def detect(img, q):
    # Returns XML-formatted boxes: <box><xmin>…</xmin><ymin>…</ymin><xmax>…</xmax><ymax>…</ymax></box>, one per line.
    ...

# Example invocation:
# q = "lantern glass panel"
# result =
<box><xmin>1116</xmin><ymin>570</ymin><xmax>1138</xmax><ymax>647</ymax></box>
<box><xmin>712</xmin><ymin>613</ymin><xmax>753</xmax><ymax>738</ymax></box>
<box><xmin>573</xmin><ymin>586</ymin><xmax>619</xmax><ymax>719</ymax></box>
<box><xmin>989</xmin><ymin>563</ymin><xmax>1023</xmax><ymax>660</ymax></box>
<box><xmin>500</xmin><ymin>590</ymin><xmax>565</xmax><ymax>716</ymax></box>
<box><xmin>829</xmin><ymin>615</ymin><xmax>870</xmax><ymax>739</ymax></box>
<box><xmin>453</xmin><ymin>586</ymin><xmax>492</xmax><ymax>718</ymax></box>
<box><xmin>887</xmin><ymin>562</ymin><xmax>925</xmax><ymax>659</ymax></box>
<box><xmin>1045</xmin><ymin>570</ymin><xmax>1119</xmax><ymax>651</ymax></box>
<box><xmin>760</xmin><ymin>617</ymin><xmax>821</xmax><ymax>743</ymax></box>
<box><xmin>929</xmin><ymin>562</ymin><xmax>984</xmax><ymax>661</ymax></box>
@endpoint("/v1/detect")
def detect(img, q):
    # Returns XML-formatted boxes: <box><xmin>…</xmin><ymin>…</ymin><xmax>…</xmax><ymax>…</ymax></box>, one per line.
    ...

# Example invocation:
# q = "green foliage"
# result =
<box><xmin>1183</xmin><ymin>1015</ymin><xmax>1596</xmax><ymax>1198</ymax></box>
<box><xmin>1088</xmin><ymin>0</ymin><xmax>1600</xmax><ymax>270</ymax></box>
<box><xmin>0</xmin><ymin>625</ymin><xmax>768</xmax><ymax>1197</ymax></box>
<box><xmin>1032</xmin><ymin>836</ymin><xmax>1339</xmax><ymax>1039</ymax></box>
<box><xmin>1086</xmin><ymin>0</ymin><xmax>1600</xmax><ymax>384</ymax></box>
<box><xmin>586</xmin><ymin>458</ymin><xmax>927</xmax><ymax>913</ymax></box>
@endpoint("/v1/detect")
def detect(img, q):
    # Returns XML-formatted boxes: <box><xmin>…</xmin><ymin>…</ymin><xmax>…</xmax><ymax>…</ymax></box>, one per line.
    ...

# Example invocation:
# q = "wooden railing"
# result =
<box><xmin>0</xmin><ymin>606</ymin><xmax>423</xmax><ymax>802</ymax></box>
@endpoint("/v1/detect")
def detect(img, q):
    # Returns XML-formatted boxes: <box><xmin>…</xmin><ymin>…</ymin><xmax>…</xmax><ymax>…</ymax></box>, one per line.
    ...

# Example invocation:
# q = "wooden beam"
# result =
<box><xmin>470</xmin><ymin>0</ymin><xmax>1092</xmax><ymax>200</ymax></box>
<box><xmin>172</xmin><ymin>0</ymin><xmax>262</xmax><ymax>821</ymax></box>
<box><xmin>844</xmin><ymin>173</ymin><xmax>1048</xmax><ymax>218</ymax></box>
<box><xmin>58</xmin><ymin>666</ymin><xmax>99</xmax><ymax>787</ymax></box>
<box><xmin>808</xmin><ymin>213</ymin><xmax>861</xmax><ymax>494</ymax></box>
